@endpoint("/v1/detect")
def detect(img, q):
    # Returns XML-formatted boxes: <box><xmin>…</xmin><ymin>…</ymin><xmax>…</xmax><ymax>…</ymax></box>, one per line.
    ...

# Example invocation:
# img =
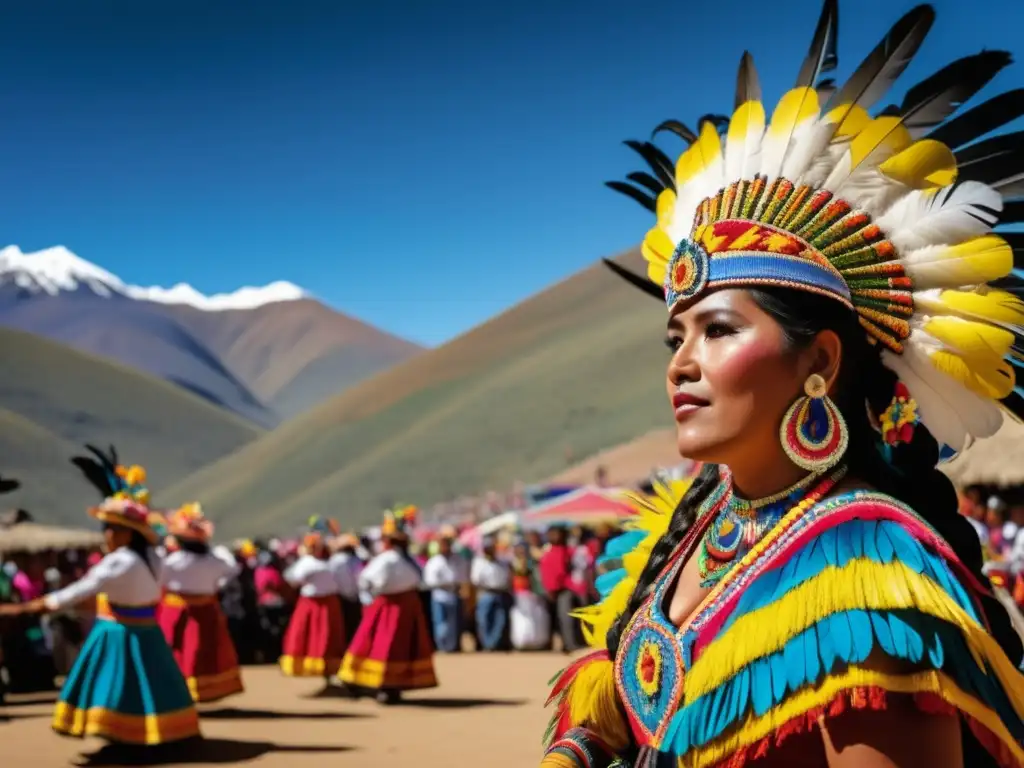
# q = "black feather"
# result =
<box><xmin>626</xmin><ymin>171</ymin><xmax>665</xmax><ymax>195</ymax></box>
<box><xmin>824</xmin><ymin>6</ymin><xmax>934</xmax><ymax>122</ymax></box>
<box><xmin>994</xmin><ymin>177</ymin><xmax>1024</xmax><ymax>200</ymax></box>
<box><xmin>1000</xmin><ymin>389</ymin><xmax>1024</xmax><ymax>421</ymax></box>
<box><xmin>999</xmin><ymin>199</ymin><xmax>1024</xmax><ymax>226</ymax></box>
<box><xmin>1001</xmin><ymin>232</ymin><xmax>1024</xmax><ymax>265</ymax></box>
<box><xmin>928</xmin><ymin>89</ymin><xmax>1024</xmax><ymax>149</ymax></box>
<box><xmin>697</xmin><ymin>114</ymin><xmax>731</xmax><ymax>135</ymax></box>
<box><xmin>735</xmin><ymin>51</ymin><xmax>762</xmax><ymax>109</ymax></box>
<box><xmin>70</xmin><ymin>456</ymin><xmax>116</xmax><ymax>499</ymax></box>
<box><xmin>954</xmin><ymin>131</ymin><xmax>1024</xmax><ymax>167</ymax></box>
<box><xmin>651</xmin><ymin>119</ymin><xmax>698</xmax><ymax>145</ymax></box>
<box><xmin>601</xmin><ymin>259</ymin><xmax>664</xmax><ymax>301</ymax></box>
<box><xmin>796</xmin><ymin>0</ymin><xmax>839</xmax><ymax>89</ymax></box>
<box><xmin>624</xmin><ymin>140</ymin><xmax>675</xmax><ymax>191</ymax></box>
<box><xmin>605</xmin><ymin>181</ymin><xmax>657</xmax><ymax>213</ymax></box>
<box><xmin>816</xmin><ymin>78</ymin><xmax>837</xmax><ymax>103</ymax></box>
<box><xmin>990</xmin><ymin>274</ymin><xmax>1024</xmax><ymax>294</ymax></box>
<box><xmin>898</xmin><ymin>51</ymin><xmax>1013</xmax><ymax>138</ymax></box>
<box><xmin>0</xmin><ymin>476</ymin><xmax>19</xmax><ymax>494</ymax></box>
<box><xmin>877</xmin><ymin>104</ymin><xmax>902</xmax><ymax>116</ymax></box>
<box><xmin>955</xmin><ymin>143</ymin><xmax>1024</xmax><ymax>190</ymax></box>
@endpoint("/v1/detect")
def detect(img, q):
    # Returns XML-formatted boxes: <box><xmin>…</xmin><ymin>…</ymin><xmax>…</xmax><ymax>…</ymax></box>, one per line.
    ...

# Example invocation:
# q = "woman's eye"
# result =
<box><xmin>664</xmin><ymin>336</ymin><xmax>682</xmax><ymax>351</ymax></box>
<box><xmin>705</xmin><ymin>322</ymin><xmax>734</xmax><ymax>339</ymax></box>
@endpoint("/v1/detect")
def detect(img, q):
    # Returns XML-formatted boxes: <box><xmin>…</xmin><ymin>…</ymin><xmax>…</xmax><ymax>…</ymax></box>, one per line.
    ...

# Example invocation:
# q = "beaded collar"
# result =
<box><xmin>696</xmin><ymin>467</ymin><xmax>847</xmax><ymax>589</ymax></box>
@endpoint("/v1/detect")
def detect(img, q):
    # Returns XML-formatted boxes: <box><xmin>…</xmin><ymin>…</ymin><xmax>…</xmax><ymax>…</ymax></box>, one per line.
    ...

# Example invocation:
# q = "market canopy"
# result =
<box><xmin>522</xmin><ymin>486</ymin><xmax>636</xmax><ymax>527</ymax></box>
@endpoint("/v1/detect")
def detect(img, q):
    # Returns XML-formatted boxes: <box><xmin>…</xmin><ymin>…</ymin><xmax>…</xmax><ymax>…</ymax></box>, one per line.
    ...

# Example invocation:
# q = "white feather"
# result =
<box><xmin>801</xmin><ymin>139</ymin><xmax>848</xmax><ymax>188</ymax></box>
<box><xmin>876</xmin><ymin>182</ymin><xmax>1002</xmax><ymax>252</ymax></box>
<box><xmin>882</xmin><ymin>333</ymin><xmax>1004</xmax><ymax>450</ymax></box>
<box><xmin>782</xmin><ymin>120</ymin><xmax>834</xmax><ymax>183</ymax></box>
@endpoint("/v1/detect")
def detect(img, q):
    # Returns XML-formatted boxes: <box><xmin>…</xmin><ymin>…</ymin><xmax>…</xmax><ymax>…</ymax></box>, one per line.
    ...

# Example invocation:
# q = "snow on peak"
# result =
<box><xmin>0</xmin><ymin>245</ymin><xmax>310</xmax><ymax>311</ymax></box>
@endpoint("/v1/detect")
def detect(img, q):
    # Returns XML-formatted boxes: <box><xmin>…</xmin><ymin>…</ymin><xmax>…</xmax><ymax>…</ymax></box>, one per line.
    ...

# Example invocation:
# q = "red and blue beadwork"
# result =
<box><xmin>663</xmin><ymin>219</ymin><xmax>853</xmax><ymax>310</ymax></box>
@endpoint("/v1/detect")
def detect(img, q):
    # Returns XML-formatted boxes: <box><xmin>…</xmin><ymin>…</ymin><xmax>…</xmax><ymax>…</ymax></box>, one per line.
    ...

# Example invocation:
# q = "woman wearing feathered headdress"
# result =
<box><xmin>338</xmin><ymin>505</ymin><xmax>437</xmax><ymax>704</ymax></box>
<box><xmin>541</xmin><ymin>4</ymin><xmax>1024</xmax><ymax>767</ymax></box>
<box><xmin>0</xmin><ymin>446</ymin><xmax>200</xmax><ymax>747</ymax></box>
<box><xmin>279</xmin><ymin>516</ymin><xmax>348</xmax><ymax>682</ymax></box>
<box><xmin>157</xmin><ymin>502</ymin><xmax>244</xmax><ymax>704</ymax></box>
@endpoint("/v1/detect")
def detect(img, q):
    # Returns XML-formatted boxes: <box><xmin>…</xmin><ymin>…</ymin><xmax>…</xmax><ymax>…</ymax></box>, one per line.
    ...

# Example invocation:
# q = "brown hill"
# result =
<box><xmin>160</xmin><ymin>248</ymin><xmax>676</xmax><ymax>537</ymax></box>
<box><xmin>545</xmin><ymin>428</ymin><xmax>683</xmax><ymax>487</ymax></box>
<box><xmin>0</xmin><ymin>326</ymin><xmax>262</xmax><ymax>525</ymax></box>
<box><xmin>166</xmin><ymin>299</ymin><xmax>423</xmax><ymax>419</ymax></box>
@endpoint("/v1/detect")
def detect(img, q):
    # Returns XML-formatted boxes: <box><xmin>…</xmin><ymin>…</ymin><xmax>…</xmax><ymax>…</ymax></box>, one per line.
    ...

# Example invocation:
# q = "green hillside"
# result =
<box><xmin>161</xmin><ymin>249</ymin><xmax>675</xmax><ymax>537</ymax></box>
<box><xmin>0</xmin><ymin>327</ymin><xmax>262</xmax><ymax>525</ymax></box>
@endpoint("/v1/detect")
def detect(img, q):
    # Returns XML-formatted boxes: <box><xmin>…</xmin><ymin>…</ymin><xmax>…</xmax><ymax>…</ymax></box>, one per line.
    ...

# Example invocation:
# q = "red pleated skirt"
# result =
<box><xmin>158</xmin><ymin>592</ymin><xmax>243</xmax><ymax>703</ymax></box>
<box><xmin>279</xmin><ymin>595</ymin><xmax>346</xmax><ymax>677</ymax></box>
<box><xmin>339</xmin><ymin>590</ymin><xmax>437</xmax><ymax>691</ymax></box>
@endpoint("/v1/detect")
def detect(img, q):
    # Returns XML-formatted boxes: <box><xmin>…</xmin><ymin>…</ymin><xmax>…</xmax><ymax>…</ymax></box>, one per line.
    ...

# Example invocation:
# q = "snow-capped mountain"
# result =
<box><xmin>0</xmin><ymin>245</ymin><xmax>309</xmax><ymax>310</ymax></box>
<box><xmin>0</xmin><ymin>244</ymin><xmax>423</xmax><ymax>426</ymax></box>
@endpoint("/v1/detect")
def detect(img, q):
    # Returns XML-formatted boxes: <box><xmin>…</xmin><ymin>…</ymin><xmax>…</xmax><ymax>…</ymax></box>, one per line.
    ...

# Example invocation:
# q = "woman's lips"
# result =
<box><xmin>672</xmin><ymin>392</ymin><xmax>709</xmax><ymax>421</ymax></box>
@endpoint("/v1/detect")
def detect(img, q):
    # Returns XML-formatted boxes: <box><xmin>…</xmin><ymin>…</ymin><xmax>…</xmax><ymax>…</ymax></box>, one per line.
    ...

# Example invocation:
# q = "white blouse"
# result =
<box><xmin>327</xmin><ymin>551</ymin><xmax>362</xmax><ymax>600</ymax></box>
<box><xmin>45</xmin><ymin>548</ymin><xmax>161</xmax><ymax>610</ymax></box>
<box><xmin>284</xmin><ymin>554</ymin><xmax>341</xmax><ymax>597</ymax></box>
<box><xmin>160</xmin><ymin>546</ymin><xmax>241</xmax><ymax>595</ymax></box>
<box><xmin>423</xmin><ymin>554</ymin><xmax>470</xmax><ymax>591</ymax></box>
<box><xmin>358</xmin><ymin>550</ymin><xmax>422</xmax><ymax>597</ymax></box>
<box><xmin>471</xmin><ymin>556</ymin><xmax>512</xmax><ymax>591</ymax></box>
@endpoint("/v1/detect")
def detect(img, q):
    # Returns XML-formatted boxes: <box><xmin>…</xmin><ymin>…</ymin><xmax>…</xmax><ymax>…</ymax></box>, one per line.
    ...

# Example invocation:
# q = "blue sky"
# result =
<box><xmin>0</xmin><ymin>0</ymin><xmax>1020</xmax><ymax>345</ymax></box>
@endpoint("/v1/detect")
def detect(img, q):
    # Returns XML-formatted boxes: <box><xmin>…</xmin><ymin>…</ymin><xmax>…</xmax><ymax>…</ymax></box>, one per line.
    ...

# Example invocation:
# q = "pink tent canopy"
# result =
<box><xmin>522</xmin><ymin>486</ymin><xmax>636</xmax><ymax>527</ymax></box>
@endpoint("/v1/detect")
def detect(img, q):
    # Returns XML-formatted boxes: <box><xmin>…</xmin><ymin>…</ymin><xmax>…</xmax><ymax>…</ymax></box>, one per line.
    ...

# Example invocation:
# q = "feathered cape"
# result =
<box><xmin>544</xmin><ymin>483</ymin><xmax>1024</xmax><ymax>768</ymax></box>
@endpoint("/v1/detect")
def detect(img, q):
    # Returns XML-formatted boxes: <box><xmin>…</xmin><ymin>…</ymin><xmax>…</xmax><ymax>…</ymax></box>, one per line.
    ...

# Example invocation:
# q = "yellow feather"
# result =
<box><xmin>729</xmin><ymin>101</ymin><xmax>766</xmax><ymax>145</ymax></box>
<box><xmin>922</xmin><ymin>316</ymin><xmax>1015</xmax><ymax>362</ymax></box>
<box><xmin>929</xmin><ymin>350</ymin><xmax>1015</xmax><ymax>400</ymax></box>
<box><xmin>656</xmin><ymin>188</ymin><xmax>677</xmax><ymax>231</ymax></box>
<box><xmin>767</xmin><ymin>87</ymin><xmax>820</xmax><ymax>140</ymax></box>
<box><xmin>642</xmin><ymin>226</ymin><xmax>674</xmax><ymax>285</ymax></box>
<box><xmin>564</xmin><ymin>657</ymin><xmax>631</xmax><ymax>751</ymax></box>
<box><xmin>822</xmin><ymin>104</ymin><xmax>871</xmax><ymax>138</ymax></box>
<box><xmin>848</xmin><ymin>116</ymin><xmax>913</xmax><ymax>169</ymax></box>
<box><xmin>915</xmin><ymin>288</ymin><xmax>1024</xmax><ymax>327</ymax></box>
<box><xmin>693</xmin><ymin>120</ymin><xmax>723</xmax><ymax>178</ymax></box>
<box><xmin>675</xmin><ymin>145</ymin><xmax>702</xmax><ymax>187</ymax></box>
<box><xmin>878</xmin><ymin>139</ymin><xmax>957</xmax><ymax>189</ymax></box>
<box><xmin>903</xmin><ymin>235</ymin><xmax>1014</xmax><ymax>288</ymax></box>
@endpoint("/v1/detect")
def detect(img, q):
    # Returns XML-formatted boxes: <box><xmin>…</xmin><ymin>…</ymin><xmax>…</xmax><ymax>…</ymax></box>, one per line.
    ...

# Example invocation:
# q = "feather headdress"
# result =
<box><xmin>69</xmin><ymin>444</ymin><xmax>161</xmax><ymax>543</ymax></box>
<box><xmin>606</xmin><ymin>0</ymin><xmax>1024</xmax><ymax>456</ymax></box>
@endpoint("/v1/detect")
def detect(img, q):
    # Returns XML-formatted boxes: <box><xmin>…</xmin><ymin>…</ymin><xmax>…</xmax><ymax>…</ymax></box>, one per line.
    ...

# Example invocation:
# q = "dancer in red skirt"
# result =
<box><xmin>158</xmin><ymin>502</ymin><xmax>244</xmax><ymax>703</ymax></box>
<box><xmin>339</xmin><ymin>506</ymin><xmax>437</xmax><ymax>704</ymax></box>
<box><xmin>279</xmin><ymin>517</ymin><xmax>347</xmax><ymax>680</ymax></box>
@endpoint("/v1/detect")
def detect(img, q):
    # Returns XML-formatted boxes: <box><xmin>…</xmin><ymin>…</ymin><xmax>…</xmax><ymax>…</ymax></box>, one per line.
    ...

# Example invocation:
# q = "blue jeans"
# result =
<box><xmin>430</xmin><ymin>593</ymin><xmax>462</xmax><ymax>652</ymax></box>
<box><xmin>475</xmin><ymin>591</ymin><xmax>509</xmax><ymax>651</ymax></box>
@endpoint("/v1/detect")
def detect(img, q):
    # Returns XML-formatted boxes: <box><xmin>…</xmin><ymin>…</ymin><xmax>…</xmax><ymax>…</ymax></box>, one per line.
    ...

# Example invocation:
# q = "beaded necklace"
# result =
<box><xmin>696</xmin><ymin>466</ymin><xmax>847</xmax><ymax>589</ymax></box>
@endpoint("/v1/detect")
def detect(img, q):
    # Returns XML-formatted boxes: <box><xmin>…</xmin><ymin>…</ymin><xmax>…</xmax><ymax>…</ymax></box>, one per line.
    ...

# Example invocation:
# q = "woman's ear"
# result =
<box><xmin>810</xmin><ymin>329</ymin><xmax>843</xmax><ymax>394</ymax></box>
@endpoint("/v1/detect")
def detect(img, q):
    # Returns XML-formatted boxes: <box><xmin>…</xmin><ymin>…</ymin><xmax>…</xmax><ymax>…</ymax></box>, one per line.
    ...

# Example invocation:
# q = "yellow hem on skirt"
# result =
<box><xmin>52</xmin><ymin>702</ymin><xmax>200</xmax><ymax>745</ymax></box>
<box><xmin>279</xmin><ymin>655</ymin><xmax>342</xmax><ymax>677</ymax></box>
<box><xmin>187</xmin><ymin>667</ymin><xmax>244</xmax><ymax>703</ymax></box>
<box><xmin>339</xmin><ymin>655</ymin><xmax>438</xmax><ymax>690</ymax></box>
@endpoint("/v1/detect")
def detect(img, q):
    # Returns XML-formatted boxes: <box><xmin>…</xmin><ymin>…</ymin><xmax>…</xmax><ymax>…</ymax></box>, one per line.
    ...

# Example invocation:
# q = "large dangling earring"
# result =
<box><xmin>780</xmin><ymin>373</ymin><xmax>849</xmax><ymax>472</ymax></box>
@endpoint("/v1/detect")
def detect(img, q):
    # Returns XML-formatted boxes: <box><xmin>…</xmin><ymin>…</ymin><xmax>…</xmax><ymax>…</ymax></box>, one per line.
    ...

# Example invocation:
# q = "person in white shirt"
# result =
<box><xmin>327</xmin><ymin>533</ymin><xmax>364</xmax><ymax>645</ymax></box>
<box><xmin>279</xmin><ymin>517</ymin><xmax>348</xmax><ymax>681</ymax></box>
<box><xmin>0</xmin><ymin>490</ymin><xmax>200</xmax><ymax>747</ymax></box>
<box><xmin>339</xmin><ymin>507</ymin><xmax>437</xmax><ymax>704</ymax></box>
<box><xmin>470</xmin><ymin>537</ymin><xmax>513</xmax><ymax>652</ymax></box>
<box><xmin>157</xmin><ymin>502</ymin><xmax>244</xmax><ymax>703</ymax></box>
<box><xmin>422</xmin><ymin>527</ymin><xmax>469</xmax><ymax>652</ymax></box>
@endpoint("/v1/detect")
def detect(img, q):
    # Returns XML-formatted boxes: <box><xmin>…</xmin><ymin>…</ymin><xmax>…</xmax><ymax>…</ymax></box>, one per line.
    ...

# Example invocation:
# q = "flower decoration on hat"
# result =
<box><xmin>167</xmin><ymin>502</ymin><xmax>214</xmax><ymax>542</ymax></box>
<box><xmin>303</xmin><ymin>515</ymin><xmax>340</xmax><ymax>549</ymax></box>
<box><xmin>602</xmin><ymin>1</ymin><xmax>1024</xmax><ymax>460</ymax></box>
<box><xmin>381</xmin><ymin>505</ymin><xmax>418</xmax><ymax>539</ymax></box>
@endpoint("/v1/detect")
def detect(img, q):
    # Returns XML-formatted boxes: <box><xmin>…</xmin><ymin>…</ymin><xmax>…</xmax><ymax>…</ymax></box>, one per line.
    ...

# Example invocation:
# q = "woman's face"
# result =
<box><xmin>664</xmin><ymin>289</ymin><xmax>813</xmax><ymax>469</ymax></box>
<box><xmin>102</xmin><ymin>525</ymin><xmax>131</xmax><ymax>553</ymax></box>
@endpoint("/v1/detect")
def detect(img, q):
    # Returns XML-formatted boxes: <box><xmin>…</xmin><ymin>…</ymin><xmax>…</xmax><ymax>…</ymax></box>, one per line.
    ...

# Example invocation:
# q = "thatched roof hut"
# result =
<box><xmin>0</xmin><ymin>516</ymin><xmax>103</xmax><ymax>555</ymax></box>
<box><xmin>942</xmin><ymin>420</ymin><xmax>1024</xmax><ymax>488</ymax></box>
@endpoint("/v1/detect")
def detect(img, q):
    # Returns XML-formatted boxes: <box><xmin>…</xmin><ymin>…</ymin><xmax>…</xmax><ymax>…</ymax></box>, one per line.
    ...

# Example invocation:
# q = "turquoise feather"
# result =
<box><xmin>595</xmin><ymin>568</ymin><xmax>626</xmax><ymax>599</ymax></box>
<box><xmin>603</xmin><ymin>530</ymin><xmax>646</xmax><ymax>560</ymax></box>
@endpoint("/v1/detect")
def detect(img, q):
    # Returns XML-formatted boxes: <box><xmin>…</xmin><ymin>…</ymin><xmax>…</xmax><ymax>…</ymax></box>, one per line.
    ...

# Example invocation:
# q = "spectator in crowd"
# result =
<box><xmin>470</xmin><ymin>537</ymin><xmax>512</xmax><ymax>652</ymax></box>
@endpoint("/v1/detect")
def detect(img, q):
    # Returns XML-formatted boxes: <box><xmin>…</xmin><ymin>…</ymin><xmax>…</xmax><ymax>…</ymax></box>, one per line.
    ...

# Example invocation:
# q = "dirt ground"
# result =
<box><xmin>0</xmin><ymin>652</ymin><xmax>565</xmax><ymax>766</ymax></box>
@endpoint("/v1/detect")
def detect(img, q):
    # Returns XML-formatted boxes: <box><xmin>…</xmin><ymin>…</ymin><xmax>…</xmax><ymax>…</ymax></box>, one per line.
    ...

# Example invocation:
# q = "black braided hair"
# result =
<box><xmin>605</xmin><ymin>286</ymin><xmax>1023</xmax><ymax>668</ymax></box>
<box><xmin>178</xmin><ymin>539</ymin><xmax>211</xmax><ymax>556</ymax></box>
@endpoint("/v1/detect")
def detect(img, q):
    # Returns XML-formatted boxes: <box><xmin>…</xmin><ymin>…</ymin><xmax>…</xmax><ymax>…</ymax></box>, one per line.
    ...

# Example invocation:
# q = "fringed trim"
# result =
<box><xmin>682</xmin><ymin>667</ymin><xmax>1023</xmax><ymax>768</ymax></box>
<box><xmin>545</xmin><ymin>727</ymin><xmax>618</xmax><ymax>768</ymax></box>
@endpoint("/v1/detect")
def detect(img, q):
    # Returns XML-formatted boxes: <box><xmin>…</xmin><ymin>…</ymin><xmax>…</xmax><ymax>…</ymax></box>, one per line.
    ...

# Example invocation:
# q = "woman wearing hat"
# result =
<box><xmin>158</xmin><ymin>502</ymin><xmax>244</xmax><ymax>703</ymax></box>
<box><xmin>0</xmin><ymin>447</ymin><xmax>199</xmax><ymax>746</ymax></box>
<box><xmin>279</xmin><ymin>516</ymin><xmax>348</xmax><ymax>680</ymax></box>
<box><xmin>339</xmin><ymin>506</ymin><xmax>437</xmax><ymax>704</ymax></box>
